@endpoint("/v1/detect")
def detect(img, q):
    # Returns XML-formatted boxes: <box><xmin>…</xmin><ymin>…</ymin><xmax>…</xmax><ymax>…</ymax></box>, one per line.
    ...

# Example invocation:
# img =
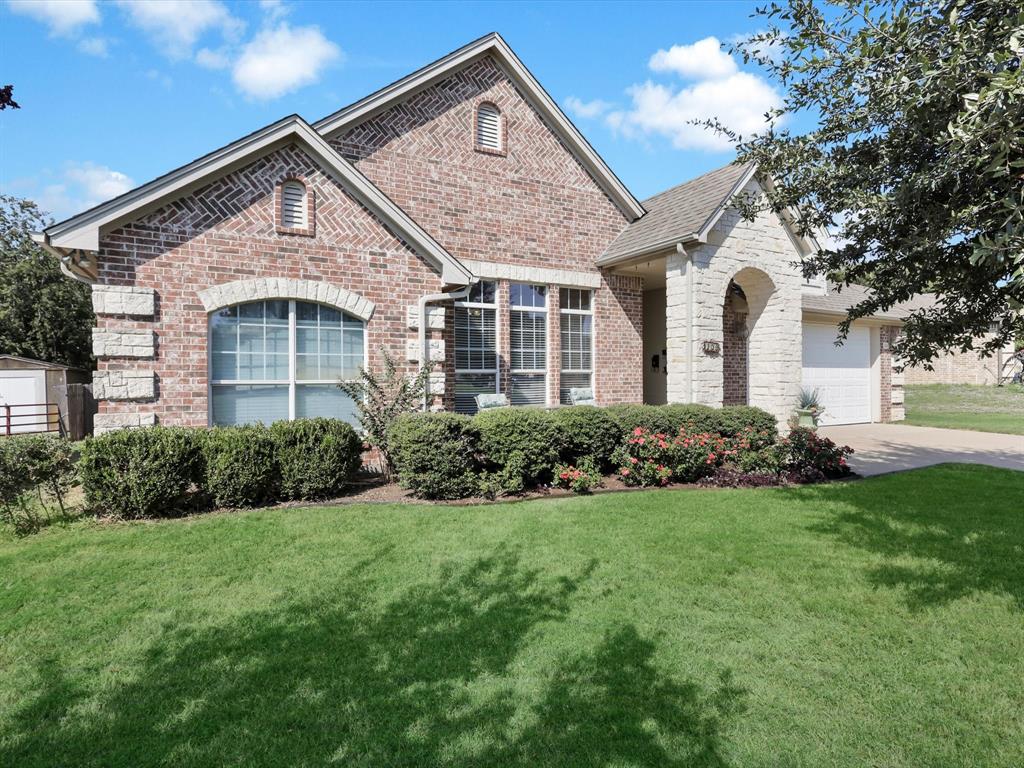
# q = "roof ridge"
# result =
<box><xmin>641</xmin><ymin>160</ymin><xmax>747</xmax><ymax>206</ymax></box>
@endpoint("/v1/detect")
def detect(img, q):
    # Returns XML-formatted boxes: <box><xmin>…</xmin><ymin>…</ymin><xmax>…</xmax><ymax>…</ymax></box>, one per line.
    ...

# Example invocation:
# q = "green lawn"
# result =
<box><xmin>905</xmin><ymin>383</ymin><xmax>1024</xmax><ymax>434</ymax></box>
<box><xmin>3</xmin><ymin>465</ymin><xmax>1024</xmax><ymax>767</ymax></box>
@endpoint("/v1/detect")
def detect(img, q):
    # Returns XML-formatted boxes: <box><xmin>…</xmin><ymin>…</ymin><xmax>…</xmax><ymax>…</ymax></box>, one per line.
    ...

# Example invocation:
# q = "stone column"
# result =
<box><xmin>665</xmin><ymin>250</ymin><xmax>691</xmax><ymax>404</ymax></box>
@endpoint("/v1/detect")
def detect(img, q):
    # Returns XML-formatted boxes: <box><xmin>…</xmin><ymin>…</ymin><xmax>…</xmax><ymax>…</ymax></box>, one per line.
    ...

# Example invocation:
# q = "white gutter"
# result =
<box><xmin>418</xmin><ymin>284</ymin><xmax>473</xmax><ymax>409</ymax></box>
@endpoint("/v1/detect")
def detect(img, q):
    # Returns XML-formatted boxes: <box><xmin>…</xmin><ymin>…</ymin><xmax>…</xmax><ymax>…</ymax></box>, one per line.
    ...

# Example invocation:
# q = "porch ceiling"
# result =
<box><xmin>611</xmin><ymin>256</ymin><xmax>666</xmax><ymax>289</ymax></box>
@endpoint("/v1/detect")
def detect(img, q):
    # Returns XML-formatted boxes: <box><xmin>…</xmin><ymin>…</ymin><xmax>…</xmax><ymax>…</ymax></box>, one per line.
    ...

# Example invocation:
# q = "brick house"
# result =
<box><xmin>34</xmin><ymin>33</ymin><xmax>907</xmax><ymax>432</ymax></box>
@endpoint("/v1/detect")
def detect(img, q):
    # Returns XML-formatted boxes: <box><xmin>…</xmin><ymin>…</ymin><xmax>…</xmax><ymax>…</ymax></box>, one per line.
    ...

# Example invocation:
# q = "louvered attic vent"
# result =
<box><xmin>476</xmin><ymin>104</ymin><xmax>501</xmax><ymax>151</ymax></box>
<box><xmin>281</xmin><ymin>181</ymin><xmax>307</xmax><ymax>228</ymax></box>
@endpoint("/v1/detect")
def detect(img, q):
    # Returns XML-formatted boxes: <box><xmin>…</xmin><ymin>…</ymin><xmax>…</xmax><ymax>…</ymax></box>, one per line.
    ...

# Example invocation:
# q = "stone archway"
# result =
<box><xmin>721</xmin><ymin>266</ymin><xmax>779</xmax><ymax>415</ymax></box>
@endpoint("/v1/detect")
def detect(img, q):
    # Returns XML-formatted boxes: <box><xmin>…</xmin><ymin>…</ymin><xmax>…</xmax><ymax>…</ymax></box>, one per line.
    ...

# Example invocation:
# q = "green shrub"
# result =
<box><xmin>202</xmin><ymin>425</ymin><xmax>279</xmax><ymax>508</ymax></box>
<box><xmin>388</xmin><ymin>412</ymin><xmax>479</xmax><ymax>499</ymax></box>
<box><xmin>270</xmin><ymin>418</ymin><xmax>363</xmax><ymax>500</ymax></box>
<box><xmin>0</xmin><ymin>434</ymin><xmax>77</xmax><ymax>534</ymax></box>
<box><xmin>605</xmin><ymin>404</ymin><xmax>676</xmax><ymax>437</ymax></box>
<box><xmin>714</xmin><ymin>406</ymin><xmax>778</xmax><ymax>441</ymax></box>
<box><xmin>553</xmin><ymin>456</ymin><xmax>603</xmax><ymax>494</ymax></box>
<box><xmin>473</xmin><ymin>407</ymin><xmax>559</xmax><ymax>487</ymax></box>
<box><xmin>781</xmin><ymin>427</ymin><xmax>854</xmax><ymax>480</ymax></box>
<box><xmin>550</xmin><ymin>406</ymin><xmax>620</xmax><ymax>470</ymax></box>
<box><xmin>660</xmin><ymin>403</ymin><xmax>721</xmax><ymax>433</ymax></box>
<box><xmin>79</xmin><ymin>426</ymin><xmax>203</xmax><ymax>519</ymax></box>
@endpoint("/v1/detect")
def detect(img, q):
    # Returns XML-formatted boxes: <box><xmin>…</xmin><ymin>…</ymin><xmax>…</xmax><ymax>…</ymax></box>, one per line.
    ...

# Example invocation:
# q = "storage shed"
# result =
<box><xmin>0</xmin><ymin>355</ymin><xmax>93</xmax><ymax>439</ymax></box>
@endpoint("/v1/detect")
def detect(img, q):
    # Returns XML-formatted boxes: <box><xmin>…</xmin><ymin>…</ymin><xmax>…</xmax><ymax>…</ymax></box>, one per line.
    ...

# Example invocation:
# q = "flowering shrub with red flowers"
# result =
<box><xmin>553</xmin><ymin>456</ymin><xmax>603</xmax><ymax>494</ymax></box>
<box><xmin>612</xmin><ymin>426</ymin><xmax>756</xmax><ymax>486</ymax></box>
<box><xmin>612</xmin><ymin>427</ymin><xmax>674</xmax><ymax>486</ymax></box>
<box><xmin>780</xmin><ymin>427</ymin><xmax>853</xmax><ymax>480</ymax></box>
<box><xmin>671</xmin><ymin>428</ymin><xmax>735</xmax><ymax>483</ymax></box>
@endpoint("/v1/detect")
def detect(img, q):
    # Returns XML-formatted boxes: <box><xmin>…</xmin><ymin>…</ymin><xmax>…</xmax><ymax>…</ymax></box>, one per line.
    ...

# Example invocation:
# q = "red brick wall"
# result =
<box><xmin>91</xmin><ymin>54</ymin><xmax>642</xmax><ymax>425</ymax></box>
<box><xmin>330</xmin><ymin>57</ymin><xmax>631</xmax><ymax>274</ymax></box>
<box><xmin>722</xmin><ymin>290</ymin><xmax>748</xmax><ymax>406</ymax></box>
<box><xmin>94</xmin><ymin>145</ymin><xmax>445</xmax><ymax>426</ymax></box>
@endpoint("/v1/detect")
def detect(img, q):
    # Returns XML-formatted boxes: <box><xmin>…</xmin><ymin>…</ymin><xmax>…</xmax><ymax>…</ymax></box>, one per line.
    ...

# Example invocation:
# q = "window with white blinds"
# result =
<box><xmin>476</xmin><ymin>104</ymin><xmax>502</xmax><ymax>151</ymax></box>
<box><xmin>510</xmin><ymin>283</ymin><xmax>547</xmax><ymax>406</ymax></box>
<box><xmin>210</xmin><ymin>300</ymin><xmax>364</xmax><ymax>427</ymax></box>
<box><xmin>454</xmin><ymin>281</ymin><xmax>498</xmax><ymax>414</ymax></box>
<box><xmin>281</xmin><ymin>181</ymin><xmax>307</xmax><ymax>228</ymax></box>
<box><xmin>559</xmin><ymin>288</ymin><xmax>593</xmax><ymax>404</ymax></box>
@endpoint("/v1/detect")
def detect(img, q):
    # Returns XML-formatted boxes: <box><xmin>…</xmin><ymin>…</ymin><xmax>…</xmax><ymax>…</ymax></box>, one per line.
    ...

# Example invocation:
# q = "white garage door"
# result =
<box><xmin>802</xmin><ymin>324</ymin><xmax>871</xmax><ymax>425</ymax></box>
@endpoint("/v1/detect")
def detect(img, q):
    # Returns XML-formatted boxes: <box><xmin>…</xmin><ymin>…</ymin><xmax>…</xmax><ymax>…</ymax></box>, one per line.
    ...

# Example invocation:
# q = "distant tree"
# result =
<box><xmin>0</xmin><ymin>196</ymin><xmax>94</xmax><ymax>369</ymax></box>
<box><xmin>722</xmin><ymin>0</ymin><xmax>1023</xmax><ymax>366</ymax></box>
<box><xmin>0</xmin><ymin>85</ymin><xmax>20</xmax><ymax>110</ymax></box>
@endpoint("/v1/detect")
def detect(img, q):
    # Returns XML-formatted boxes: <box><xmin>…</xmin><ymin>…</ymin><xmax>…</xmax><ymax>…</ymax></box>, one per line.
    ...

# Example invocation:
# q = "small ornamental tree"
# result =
<box><xmin>338</xmin><ymin>349</ymin><xmax>432</xmax><ymax>479</ymax></box>
<box><xmin>717</xmin><ymin>0</ymin><xmax>1024</xmax><ymax>367</ymax></box>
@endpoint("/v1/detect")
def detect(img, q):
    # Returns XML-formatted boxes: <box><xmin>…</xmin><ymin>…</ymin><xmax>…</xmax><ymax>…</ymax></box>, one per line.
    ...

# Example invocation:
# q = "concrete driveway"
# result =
<box><xmin>818</xmin><ymin>423</ymin><xmax>1024</xmax><ymax>476</ymax></box>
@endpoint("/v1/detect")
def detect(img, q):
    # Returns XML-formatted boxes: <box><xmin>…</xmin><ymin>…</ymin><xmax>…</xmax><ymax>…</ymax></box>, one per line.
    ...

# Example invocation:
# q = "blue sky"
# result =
<box><xmin>1</xmin><ymin>0</ymin><xmax>791</xmax><ymax>223</ymax></box>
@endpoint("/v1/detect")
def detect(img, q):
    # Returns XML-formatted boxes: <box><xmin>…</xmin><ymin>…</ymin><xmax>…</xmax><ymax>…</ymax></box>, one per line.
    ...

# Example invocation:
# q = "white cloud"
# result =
<box><xmin>77</xmin><ymin>36</ymin><xmax>109</xmax><ymax>57</ymax></box>
<box><xmin>606</xmin><ymin>38</ymin><xmax>784</xmax><ymax>152</ymax></box>
<box><xmin>565</xmin><ymin>96</ymin><xmax>612</xmax><ymax>120</ymax></box>
<box><xmin>116</xmin><ymin>0</ymin><xmax>243</xmax><ymax>59</ymax></box>
<box><xmin>607</xmin><ymin>71</ymin><xmax>782</xmax><ymax>152</ymax></box>
<box><xmin>259</xmin><ymin>0</ymin><xmax>289</xmax><ymax>22</ymax></box>
<box><xmin>649</xmin><ymin>37</ymin><xmax>736</xmax><ymax>80</ymax></box>
<box><xmin>8</xmin><ymin>0</ymin><xmax>99</xmax><ymax>36</ymax></box>
<box><xmin>232</xmin><ymin>23</ymin><xmax>341</xmax><ymax>100</ymax></box>
<box><xmin>196</xmin><ymin>47</ymin><xmax>230</xmax><ymax>69</ymax></box>
<box><xmin>145</xmin><ymin>69</ymin><xmax>174</xmax><ymax>89</ymax></box>
<box><xmin>36</xmin><ymin>162</ymin><xmax>134</xmax><ymax>220</ymax></box>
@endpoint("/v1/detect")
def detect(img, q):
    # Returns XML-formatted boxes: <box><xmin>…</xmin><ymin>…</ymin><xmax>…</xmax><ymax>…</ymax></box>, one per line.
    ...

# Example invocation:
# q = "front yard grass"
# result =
<box><xmin>3</xmin><ymin>464</ymin><xmax>1024</xmax><ymax>767</ymax></box>
<box><xmin>904</xmin><ymin>383</ymin><xmax>1024</xmax><ymax>434</ymax></box>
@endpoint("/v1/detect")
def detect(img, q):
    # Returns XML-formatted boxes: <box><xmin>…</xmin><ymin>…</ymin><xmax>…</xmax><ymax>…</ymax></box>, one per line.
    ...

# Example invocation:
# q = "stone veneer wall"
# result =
<box><xmin>665</xmin><ymin>179</ymin><xmax>804</xmax><ymax>425</ymax></box>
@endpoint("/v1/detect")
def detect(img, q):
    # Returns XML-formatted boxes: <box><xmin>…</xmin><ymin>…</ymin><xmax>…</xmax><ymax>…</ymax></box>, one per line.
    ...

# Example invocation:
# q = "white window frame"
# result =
<box><xmin>559</xmin><ymin>287</ymin><xmax>594</xmax><ymax>404</ymax></box>
<box><xmin>207</xmin><ymin>299</ymin><xmax>368</xmax><ymax>426</ymax></box>
<box><xmin>454</xmin><ymin>281</ymin><xmax>500</xmax><ymax>412</ymax></box>
<box><xmin>509</xmin><ymin>282</ymin><xmax>549</xmax><ymax>407</ymax></box>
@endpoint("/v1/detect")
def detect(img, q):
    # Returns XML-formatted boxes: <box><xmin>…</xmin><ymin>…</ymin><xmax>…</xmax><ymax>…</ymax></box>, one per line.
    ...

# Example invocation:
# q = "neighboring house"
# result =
<box><xmin>0</xmin><ymin>355</ymin><xmax>92</xmax><ymax>438</ymax></box>
<box><xmin>904</xmin><ymin>337</ymin><xmax>1021</xmax><ymax>386</ymax></box>
<box><xmin>34</xmin><ymin>33</ymin><xmax>907</xmax><ymax>433</ymax></box>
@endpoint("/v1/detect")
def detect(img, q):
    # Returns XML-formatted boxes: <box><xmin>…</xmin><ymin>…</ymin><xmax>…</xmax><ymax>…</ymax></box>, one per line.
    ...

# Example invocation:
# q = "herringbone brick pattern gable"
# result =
<box><xmin>330</xmin><ymin>56</ymin><xmax>630</xmax><ymax>273</ymax></box>
<box><xmin>127</xmin><ymin>145</ymin><xmax>410</xmax><ymax>253</ymax></box>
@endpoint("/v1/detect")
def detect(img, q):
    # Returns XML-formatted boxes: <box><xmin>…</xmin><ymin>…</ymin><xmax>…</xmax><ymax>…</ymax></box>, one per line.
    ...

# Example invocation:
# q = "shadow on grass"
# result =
<box><xmin>801</xmin><ymin>465</ymin><xmax>1024</xmax><ymax>610</ymax></box>
<box><xmin>3</xmin><ymin>546</ymin><xmax>744</xmax><ymax>767</ymax></box>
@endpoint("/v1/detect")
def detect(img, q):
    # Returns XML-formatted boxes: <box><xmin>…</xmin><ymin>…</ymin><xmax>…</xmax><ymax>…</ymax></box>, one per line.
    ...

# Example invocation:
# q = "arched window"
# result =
<box><xmin>280</xmin><ymin>180</ymin><xmax>308</xmax><ymax>229</ymax></box>
<box><xmin>475</xmin><ymin>103</ymin><xmax>502</xmax><ymax>152</ymax></box>
<box><xmin>209</xmin><ymin>300</ymin><xmax>365</xmax><ymax>426</ymax></box>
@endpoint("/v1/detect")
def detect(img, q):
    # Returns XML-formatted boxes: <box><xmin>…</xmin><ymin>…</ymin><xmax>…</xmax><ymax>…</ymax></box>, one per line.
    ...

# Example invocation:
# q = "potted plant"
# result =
<box><xmin>795</xmin><ymin>387</ymin><xmax>825</xmax><ymax>428</ymax></box>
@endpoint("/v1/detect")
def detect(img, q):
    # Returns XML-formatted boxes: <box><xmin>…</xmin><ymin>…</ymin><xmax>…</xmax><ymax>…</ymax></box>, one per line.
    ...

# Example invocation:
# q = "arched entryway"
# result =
<box><xmin>720</xmin><ymin>267</ymin><xmax>777</xmax><ymax>413</ymax></box>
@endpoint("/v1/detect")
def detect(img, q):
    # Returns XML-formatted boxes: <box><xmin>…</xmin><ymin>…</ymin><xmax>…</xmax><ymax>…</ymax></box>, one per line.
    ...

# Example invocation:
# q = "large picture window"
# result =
<box><xmin>454</xmin><ymin>281</ymin><xmax>498</xmax><ymax>414</ymax></box>
<box><xmin>509</xmin><ymin>283</ymin><xmax>547</xmax><ymax>406</ymax></box>
<box><xmin>559</xmin><ymin>288</ymin><xmax>593</xmax><ymax>404</ymax></box>
<box><xmin>209</xmin><ymin>299</ymin><xmax>365</xmax><ymax>426</ymax></box>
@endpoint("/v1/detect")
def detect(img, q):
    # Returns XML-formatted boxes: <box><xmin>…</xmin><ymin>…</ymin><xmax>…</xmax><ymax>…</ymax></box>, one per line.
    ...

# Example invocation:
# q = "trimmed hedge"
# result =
<box><xmin>79</xmin><ymin>426</ymin><xmax>204</xmax><ymax>519</ymax></box>
<box><xmin>473</xmin><ymin>407</ymin><xmax>560</xmax><ymax>486</ymax></box>
<box><xmin>549</xmin><ymin>405</ymin><xmax>621</xmax><ymax>470</ymax></box>
<box><xmin>202</xmin><ymin>425</ymin><xmax>279</xmax><ymax>508</ymax></box>
<box><xmin>389</xmin><ymin>412</ymin><xmax>479</xmax><ymax>499</ymax></box>
<box><xmin>270</xmin><ymin>418</ymin><xmax>363</xmax><ymax>500</ymax></box>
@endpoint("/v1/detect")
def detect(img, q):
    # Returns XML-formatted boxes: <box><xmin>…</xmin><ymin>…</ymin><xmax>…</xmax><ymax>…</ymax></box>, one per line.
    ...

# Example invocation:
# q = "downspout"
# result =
<box><xmin>418</xmin><ymin>283</ymin><xmax>473</xmax><ymax>410</ymax></box>
<box><xmin>676</xmin><ymin>242</ymin><xmax>694</xmax><ymax>404</ymax></box>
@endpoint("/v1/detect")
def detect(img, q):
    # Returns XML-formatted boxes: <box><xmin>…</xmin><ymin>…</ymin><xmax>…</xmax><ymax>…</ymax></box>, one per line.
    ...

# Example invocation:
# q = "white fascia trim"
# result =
<box><xmin>462</xmin><ymin>259</ymin><xmax>602</xmax><ymax>288</ymax></box>
<box><xmin>595</xmin><ymin>235</ymin><xmax>701</xmax><ymax>268</ymax></box>
<box><xmin>41</xmin><ymin>116</ymin><xmax>472</xmax><ymax>285</ymax></box>
<box><xmin>695</xmin><ymin>163</ymin><xmax>761</xmax><ymax>242</ymax></box>
<box><xmin>313</xmin><ymin>32</ymin><xmax>646</xmax><ymax>221</ymax></box>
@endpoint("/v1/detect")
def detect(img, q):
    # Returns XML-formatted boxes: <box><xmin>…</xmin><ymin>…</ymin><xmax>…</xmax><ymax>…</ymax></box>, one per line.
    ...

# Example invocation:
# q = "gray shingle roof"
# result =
<box><xmin>802</xmin><ymin>283</ymin><xmax>934</xmax><ymax>322</ymax></box>
<box><xmin>599</xmin><ymin>162</ymin><xmax>753</xmax><ymax>264</ymax></box>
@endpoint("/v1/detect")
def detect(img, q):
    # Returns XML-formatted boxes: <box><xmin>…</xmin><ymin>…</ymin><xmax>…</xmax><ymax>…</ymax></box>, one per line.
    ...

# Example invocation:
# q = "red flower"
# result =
<box><xmin>633</xmin><ymin>427</ymin><xmax>644</xmax><ymax>436</ymax></box>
